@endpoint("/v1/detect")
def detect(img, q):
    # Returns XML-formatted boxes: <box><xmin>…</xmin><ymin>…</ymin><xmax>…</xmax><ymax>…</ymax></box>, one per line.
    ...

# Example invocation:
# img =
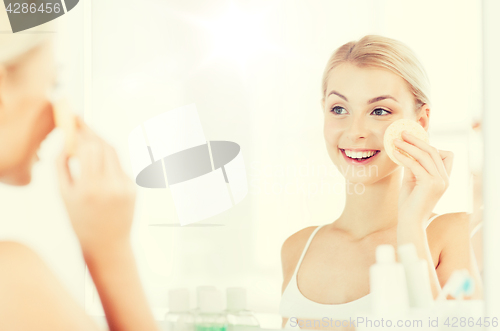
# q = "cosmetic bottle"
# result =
<box><xmin>369</xmin><ymin>244</ymin><xmax>410</xmax><ymax>316</ymax></box>
<box><xmin>164</xmin><ymin>288</ymin><xmax>194</xmax><ymax>331</ymax></box>
<box><xmin>194</xmin><ymin>288</ymin><xmax>228</xmax><ymax>331</ymax></box>
<box><xmin>191</xmin><ymin>286</ymin><xmax>216</xmax><ymax>315</ymax></box>
<box><xmin>225</xmin><ymin>287</ymin><xmax>260</xmax><ymax>331</ymax></box>
<box><xmin>397</xmin><ymin>243</ymin><xmax>434</xmax><ymax>309</ymax></box>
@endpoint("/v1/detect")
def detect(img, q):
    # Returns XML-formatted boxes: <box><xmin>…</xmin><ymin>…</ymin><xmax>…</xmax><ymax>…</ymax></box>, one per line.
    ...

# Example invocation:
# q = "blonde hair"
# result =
<box><xmin>0</xmin><ymin>2</ymin><xmax>54</xmax><ymax>65</ymax></box>
<box><xmin>321</xmin><ymin>35</ymin><xmax>431</xmax><ymax>110</ymax></box>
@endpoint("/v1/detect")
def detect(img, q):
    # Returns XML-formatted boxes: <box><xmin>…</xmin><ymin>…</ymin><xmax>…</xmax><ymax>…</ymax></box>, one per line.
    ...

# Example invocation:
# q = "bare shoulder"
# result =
<box><xmin>0</xmin><ymin>241</ymin><xmax>44</xmax><ymax>280</ymax></box>
<box><xmin>0</xmin><ymin>241</ymin><xmax>102</xmax><ymax>331</ymax></box>
<box><xmin>280</xmin><ymin>226</ymin><xmax>318</xmax><ymax>290</ymax></box>
<box><xmin>426</xmin><ymin>212</ymin><xmax>471</xmax><ymax>247</ymax></box>
<box><xmin>281</xmin><ymin>226</ymin><xmax>318</xmax><ymax>262</ymax></box>
<box><xmin>427</xmin><ymin>212</ymin><xmax>470</xmax><ymax>232</ymax></box>
<box><xmin>0</xmin><ymin>241</ymin><xmax>39</xmax><ymax>262</ymax></box>
<box><xmin>0</xmin><ymin>240</ymin><xmax>33</xmax><ymax>251</ymax></box>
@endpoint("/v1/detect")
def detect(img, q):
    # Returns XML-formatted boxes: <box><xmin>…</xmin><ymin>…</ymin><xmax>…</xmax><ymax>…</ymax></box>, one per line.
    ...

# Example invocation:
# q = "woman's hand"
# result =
<box><xmin>56</xmin><ymin>117</ymin><xmax>137</xmax><ymax>256</ymax></box>
<box><xmin>393</xmin><ymin>130</ymin><xmax>454</xmax><ymax>226</ymax></box>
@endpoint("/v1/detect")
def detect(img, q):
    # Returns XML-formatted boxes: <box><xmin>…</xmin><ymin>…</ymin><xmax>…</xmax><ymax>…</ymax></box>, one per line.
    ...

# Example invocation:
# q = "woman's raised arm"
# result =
<box><xmin>56</xmin><ymin>118</ymin><xmax>159</xmax><ymax>331</ymax></box>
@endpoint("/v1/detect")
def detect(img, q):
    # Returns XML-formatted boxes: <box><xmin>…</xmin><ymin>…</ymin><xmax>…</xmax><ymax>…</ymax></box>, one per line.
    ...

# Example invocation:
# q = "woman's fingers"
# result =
<box><xmin>394</xmin><ymin>138</ymin><xmax>439</xmax><ymax>177</ymax></box>
<box><xmin>72</xmin><ymin>120</ymin><xmax>105</xmax><ymax>179</ymax></box>
<box><xmin>440</xmin><ymin>150</ymin><xmax>454</xmax><ymax>177</ymax></box>
<box><xmin>75</xmin><ymin>116</ymin><xmax>93</xmax><ymax>136</ymax></box>
<box><xmin>67</xmin><ymin>117</ymin><xmax>133</xmax><ymax>193</ymax></box>
<box><xmin>56</xmin><ymin>152</ymin><xmax>72</xmax><ymax>188</ymax></box>
<box><xmin>73</xmin><ymin>118</ymin><xmax>128</xmax><ymax>187</ymax></box>
<box><xmin>101</xmin><ymin>143</ymin><xmax>127</xmax><ymax>190</ymax></box>
<box><xmin>401</xmin><ymin>131</ymin><xmax>451</xmax><ymax>182</ymax></box>
<box><xmin>102</xmin><ymin>143</ymin><xmax>121</xmax><ymax>174</ymax></box>
<box><xmin>394</xmin><ymin>131</ymin><xmax>453</xmax><ymax>195</ymax></box>
<box><xmin>393</xmin><ymin>148</ymin><xmax>430</xmax><ymax>180</ymax></box>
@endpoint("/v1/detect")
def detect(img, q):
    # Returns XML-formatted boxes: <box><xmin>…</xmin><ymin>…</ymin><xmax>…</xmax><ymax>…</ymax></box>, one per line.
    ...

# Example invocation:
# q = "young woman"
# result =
<box><xmin>0</xmin><ymin>16</ymin><xmax>159</xmax><ymax>331</ymax></box>
<box><xmin>280</xmin><ymin>35</ymin><xmax>483</xmax><ymax>329</ymax></box>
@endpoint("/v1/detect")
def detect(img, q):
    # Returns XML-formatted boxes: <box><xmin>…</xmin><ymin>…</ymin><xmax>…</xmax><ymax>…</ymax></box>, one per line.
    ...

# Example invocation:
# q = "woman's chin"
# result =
<box><xmin>1</xmin><ymin>172</ymin><xmax>32</xmax><ymax>186</ymax></box>
<box><xmin>0</xmin><ymin>160</ymin><xmax>34</xmax><ymax>186</ymax></box>
<box><xmin>337</xmin><ymin>165</ymin><xmax>383</xmax><ymax>184</ymax></box>
<box><xmin>14</xmin><ymin>175</ymin><xmax>32</xmax><ymax>186</ymax></box>
<box><xmin>342</xmin><ymin>166</ymin><xmax>400</xmax><ymax>186</ymax></box>
<box><xmin>344</xmin><ymin>176</ymin><xmax>378</xmax><ymax>185</ymax></box>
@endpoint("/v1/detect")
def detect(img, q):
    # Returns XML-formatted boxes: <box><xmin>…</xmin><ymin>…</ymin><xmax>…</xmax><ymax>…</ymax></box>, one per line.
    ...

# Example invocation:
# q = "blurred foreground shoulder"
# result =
<box><xmin>0</xmin><ymin>241</ymin><xmax>49</xmax><ymax>296</ymax></box>
<box><xmin>0</xmin><ymin>240</ymin><xmax>40</xmax><ymax>267</ymax></box>
<box><xmin>0</xmin><ymin>241</ymin><xmax>102</xmax><ymax>331</ymax></box>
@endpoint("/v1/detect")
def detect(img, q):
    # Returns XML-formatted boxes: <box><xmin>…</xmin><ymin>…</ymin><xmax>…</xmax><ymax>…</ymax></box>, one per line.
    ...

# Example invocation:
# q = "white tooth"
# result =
<box><xmin>345</xmin><ymin>149</ymin><xmax>377</xmax><ymax>159</ymax></box>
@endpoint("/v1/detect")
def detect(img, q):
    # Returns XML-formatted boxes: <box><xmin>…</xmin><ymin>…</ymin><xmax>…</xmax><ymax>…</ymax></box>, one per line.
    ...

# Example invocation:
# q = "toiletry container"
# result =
<box><xmin>192</xmin><ymin>286</ymin><xmax>216</xmax><ymax>315</ymax></box>
<box><xmin>397</xmin><ymin>243</ymin><xmax>434</xmax><ymax>309</ymax></box>
<box><xmin>164</xmin><ymin>288</ymin><xmax>194</xmax><ymax>331</ymax></box>
<box><xmin>225</xmin><ymin>287</ymin><xmax>260</xmax><ymax>331</ymax></box>
<box><xmin>369</xmin><ymin>244</ymin><xmax>410</xmax><ymax>316</ymax></box>
<box><xmin>194</xmin><ymin>288</ymin><xmax>228</xmax><ymax>331</ymax></box>
<box><xmin>356</xmin><ymin>245</ymin><xmax>418</xmax><ymax>331</ymax></box>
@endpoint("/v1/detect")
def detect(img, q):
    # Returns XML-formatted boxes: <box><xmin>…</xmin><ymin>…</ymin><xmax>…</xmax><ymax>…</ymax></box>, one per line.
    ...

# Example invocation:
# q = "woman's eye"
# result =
<box><xmin>372</xmin><ymin>108</ymin><xmax>391</xmax><ymax>116</ymax></box>
<box><xmin>330</xmin><ymin>106</ymin><xmax>347</xmax><ymax>115</ymax></box>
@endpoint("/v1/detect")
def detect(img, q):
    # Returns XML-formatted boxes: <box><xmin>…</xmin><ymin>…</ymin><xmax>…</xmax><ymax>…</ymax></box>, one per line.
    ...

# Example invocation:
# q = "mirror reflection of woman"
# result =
<box><xmin>280</xmin><ymin>35</ymin><xmax>483</xmax><ymax>330</ymax></box>
<box><xmin>0</xmin><ymin>14</ymin><xmax>160</xmax><ymax>331</ymax></box>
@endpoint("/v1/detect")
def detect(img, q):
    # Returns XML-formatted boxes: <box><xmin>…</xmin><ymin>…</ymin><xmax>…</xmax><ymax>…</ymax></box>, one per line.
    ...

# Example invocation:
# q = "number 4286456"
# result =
<box><xmin>443</xmin><ymin>316</ymin><xmax>498</xmax><ymax>328</ymax></box>
<box><xmin>6</xmin><ymin>2</ymin><xmax>62</xmax><ymax>14</ymax></box>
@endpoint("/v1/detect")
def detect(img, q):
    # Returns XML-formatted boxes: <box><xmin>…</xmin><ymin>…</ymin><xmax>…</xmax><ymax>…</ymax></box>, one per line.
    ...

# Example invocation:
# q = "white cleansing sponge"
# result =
<box><xmin>384</xmin><ymin>119</ymin><xmax>429</xmax><ymax>166</ymax></box>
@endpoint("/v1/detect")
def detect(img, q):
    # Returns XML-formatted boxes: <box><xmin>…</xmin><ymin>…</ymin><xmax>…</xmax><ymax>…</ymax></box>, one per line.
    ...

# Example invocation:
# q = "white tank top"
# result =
<box><xmin>279</xmin><ymin>214</ymin><xmax>442</xmax><ymax>326</ymax></box>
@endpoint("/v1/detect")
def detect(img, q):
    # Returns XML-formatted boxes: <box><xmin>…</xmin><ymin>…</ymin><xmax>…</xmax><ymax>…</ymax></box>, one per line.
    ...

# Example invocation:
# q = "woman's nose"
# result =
<box><xmin>346</xmin><ymin>116</ymin><xmax>369</xmax><ymax>141</ymax></box>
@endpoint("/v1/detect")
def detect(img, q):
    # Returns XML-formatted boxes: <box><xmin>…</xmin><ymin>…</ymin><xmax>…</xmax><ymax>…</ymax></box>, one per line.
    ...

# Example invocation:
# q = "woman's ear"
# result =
<box><xmin>417</xmin><ymin>103</ymin><xmax>430</xmax><ymax>131</ymax></box>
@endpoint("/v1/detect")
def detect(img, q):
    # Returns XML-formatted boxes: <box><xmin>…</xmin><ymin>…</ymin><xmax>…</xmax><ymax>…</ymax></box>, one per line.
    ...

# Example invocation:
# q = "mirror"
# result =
<box><xmin>87</xmin><ymin>0</ymin><xmax>485</xmax><ymax>328</ymax></box>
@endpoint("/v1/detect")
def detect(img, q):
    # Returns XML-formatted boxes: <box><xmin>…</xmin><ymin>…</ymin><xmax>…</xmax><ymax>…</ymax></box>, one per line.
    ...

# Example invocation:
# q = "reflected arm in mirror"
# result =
<box><xmin>435</xmin><ymin>212</ymin><xmax>483</xmax><ymax>300</ymax></box>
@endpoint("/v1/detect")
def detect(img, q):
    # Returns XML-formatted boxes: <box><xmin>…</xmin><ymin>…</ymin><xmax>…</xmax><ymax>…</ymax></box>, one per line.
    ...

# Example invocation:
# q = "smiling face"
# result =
<box><xmin>322</xmin><ymin>63</ymin><xmax>429</xmax><ymax>184</ymax></box>
<box><xmin>0</xmin><ymin>40</ymin><xmax>56</xmax><ymax>186</ymax></box>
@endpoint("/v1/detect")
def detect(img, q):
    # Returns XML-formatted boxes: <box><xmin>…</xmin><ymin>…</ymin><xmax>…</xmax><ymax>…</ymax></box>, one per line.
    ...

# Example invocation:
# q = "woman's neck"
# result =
<box><xmin>334</xmin><ymin>168</ymin><xmax>403</xmax><ymax>240</ymax></box>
